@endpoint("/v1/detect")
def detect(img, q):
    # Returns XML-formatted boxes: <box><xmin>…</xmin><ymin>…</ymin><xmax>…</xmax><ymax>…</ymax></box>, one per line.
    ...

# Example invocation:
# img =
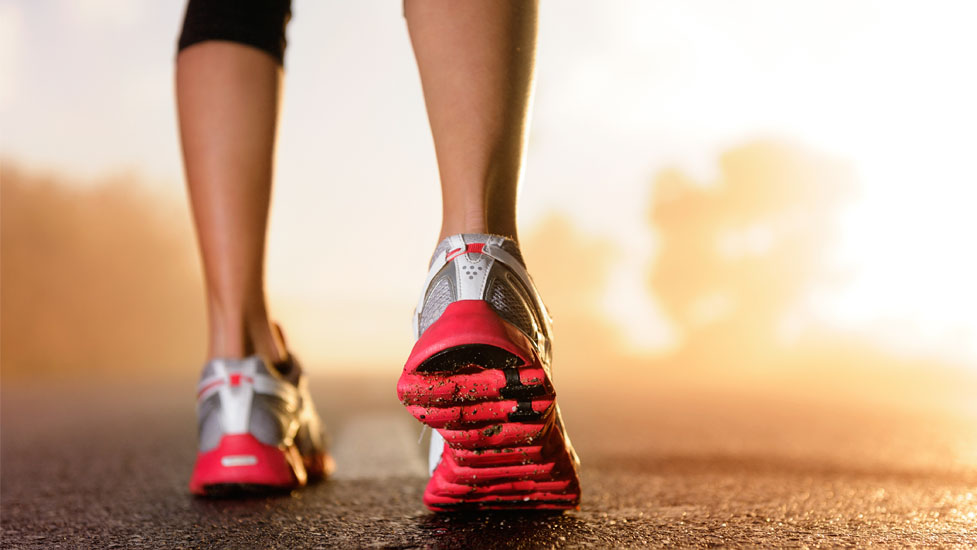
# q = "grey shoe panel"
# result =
<box><xmin>418</xmin><ymin>264</ymin><xmax>457</xmax><ymax>334</ymax></box>
<box><xmin>196</xmin><ymin>390</ymin><xmax>296</xmax><ymax>450</ymax></box>
<box><xmin>419</xmin><ymin>233</ymin><xmax>548</xmax><ymax>354</ymax></box>
<box><xmin>498</xmin><ymin>238</ymin><xmax>525</xmax><ymax>267</ymax></box>
<box><xmin>430</xmin><ymin>239</ymin><xmax>453</xmax><ymax>268</ymax></box>
<box><xmin>197</xmin><ymin>393</ymin><xmax>223</xmax><ymax>453</ymax></box>
<box><xmin>250</xmin><ymin>393</ymin><xmax>296</xmax><ymax>447</ymax></box>
<box><xmin>200</xmin><ymin>360</ymin><xmax>217</xmax><ymax>380</ymax></box>
<box><xmin>485</xmin><ymin>270</ymin><xmax>536</xmax><ymax>340</ymax></box>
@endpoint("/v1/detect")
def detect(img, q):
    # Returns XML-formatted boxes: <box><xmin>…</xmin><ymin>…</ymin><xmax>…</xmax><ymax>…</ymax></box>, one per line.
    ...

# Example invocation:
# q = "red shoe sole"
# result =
<box><xmin>398</xmin><ymin>300</ymin><xmax>580</xmax><ymax>511</ymax></box>
<box><xmin>189</xmin><ymin>433</ymin><xmax>331</xmax><ymax>496</ymax></box>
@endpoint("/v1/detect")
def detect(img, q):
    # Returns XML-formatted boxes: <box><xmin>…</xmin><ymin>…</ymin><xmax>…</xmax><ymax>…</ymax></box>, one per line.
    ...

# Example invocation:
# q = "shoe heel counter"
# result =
<box><xmin>412</xmin><ymin>234</ymin><xmax>551</xmax><ymax>370</ymax></box>
<box><xmin>217</xmin><ymin>370</ymin><xmax>256</xmax><ymax>435</ymax></box>
<box><xmin>453</xmin><ymin>251</ymin><xmax>494</xmax><ymax>301</ymax></box>
<box><xmin>199</xmin><ymin>359</ymin><xmax>258</xmax><ymax>437</ymax></box>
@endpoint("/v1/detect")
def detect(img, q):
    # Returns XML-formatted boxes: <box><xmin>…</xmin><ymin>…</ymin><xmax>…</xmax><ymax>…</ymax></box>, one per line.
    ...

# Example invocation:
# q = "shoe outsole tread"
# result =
<box><xmin>398</xmin><ymin>300</ymin><xmax>580</xmax><ymax>512</ymax></box>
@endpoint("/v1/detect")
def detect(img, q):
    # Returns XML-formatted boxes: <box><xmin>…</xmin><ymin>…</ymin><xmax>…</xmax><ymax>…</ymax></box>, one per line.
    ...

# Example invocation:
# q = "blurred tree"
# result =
<box><xmin>0</xmin><ymin>164</ymin><xmax>206</xmax><ymax>379</ymax></box>
<box><xmin>523</xmin><ymin>214</ymin><xmax>620</xmax><ymax>369</ymax></box>
<box><xmin>649</xmin><ymin>141</ymin><xmax>852</xmax><ymax>361</ymax></box>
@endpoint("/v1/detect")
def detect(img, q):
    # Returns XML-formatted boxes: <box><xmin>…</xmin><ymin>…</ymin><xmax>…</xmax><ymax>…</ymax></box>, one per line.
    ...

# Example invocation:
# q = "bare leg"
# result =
<box><xmin>176</xmin><ymin>42</ymin><xmax>284</xmax><ymax>361</ymax></box>
<box><xmin>405</xmin><ymin>0</ymin><xmax>539</xmax><ymax>243</ymax></box>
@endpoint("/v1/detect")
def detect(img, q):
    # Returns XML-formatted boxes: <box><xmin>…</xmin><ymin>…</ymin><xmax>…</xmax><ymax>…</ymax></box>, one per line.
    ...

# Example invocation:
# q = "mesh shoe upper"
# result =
<box><xmin>415</xmin><ymin>234</ymin><xmax>552</xmax><ymax>368</ymax></box>
<box><xmin>413</xmin><ymin>233</ymin><xmax>557</xmax><ymax>476</ymax></box>
<box><xmin>195</xmin><ymin>354</ymin><xmax>324</xmax><ymax>457</ymax></box>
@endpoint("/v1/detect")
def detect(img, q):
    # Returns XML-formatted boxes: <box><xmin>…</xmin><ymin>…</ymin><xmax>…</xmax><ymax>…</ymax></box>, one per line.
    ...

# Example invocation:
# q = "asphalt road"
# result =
<box><xmin>3</xmin><ymin>369</ymin><xmax>977</xmax><ymax>548</ymax></box>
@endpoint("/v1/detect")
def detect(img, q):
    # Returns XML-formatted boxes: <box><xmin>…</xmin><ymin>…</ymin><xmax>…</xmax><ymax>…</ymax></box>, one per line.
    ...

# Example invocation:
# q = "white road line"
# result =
<box><xmin>330</xmin><ymin>413</ymin><xmax>428</xmax><ymax>480</ymax></box>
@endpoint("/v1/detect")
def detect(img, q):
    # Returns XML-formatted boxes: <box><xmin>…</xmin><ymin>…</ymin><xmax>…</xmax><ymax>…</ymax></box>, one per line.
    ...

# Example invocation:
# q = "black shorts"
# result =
<box><xmin>178</xmin><ymin>0</ymin><xmax>293</xmax><ymax>66</ymax></box>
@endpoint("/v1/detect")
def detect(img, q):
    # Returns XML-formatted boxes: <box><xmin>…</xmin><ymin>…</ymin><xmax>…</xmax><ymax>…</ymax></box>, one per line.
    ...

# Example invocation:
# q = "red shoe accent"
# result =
<box><xmin>445</xmin><ymin>243</ymin><xmax>485</xmax><ymax>262</ymax></box>
<box><xmin>450</xmin><ymin>444</ymin><xmax>545</xmax><ymax>467</ymax></box>
<box><xmin>189</xmin><ymin>434</ymin><xmax>306</xmax><ymax>495</ymax></box>
<box><xmin>398</xmin><ymin>366</ymin><xmax>551</xmax><ymax>407</ymax></box>
<box><xmin>400</xmin><ymin>301</ymin><xmax>536</xmax><ymax>378</ymax></box>
<box><xmin>398</xmin><ymin>300</ymin><xmax>581</xmax><ymax>511</ymax></box>
<box><xmin>405</xmin><ymin>399</ymin><xmax>553</xmax><ymax>429</ymax></box>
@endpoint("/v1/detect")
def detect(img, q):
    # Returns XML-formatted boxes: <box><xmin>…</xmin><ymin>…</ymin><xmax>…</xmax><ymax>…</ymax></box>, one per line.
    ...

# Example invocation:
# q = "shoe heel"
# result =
<box><xmin>398</xmin><ymin>300</ymin><xmax>553</xmax><ymax>407</ymax></box>
<box><xmin>188</xmin><ymin>434</ymin><xmax>305</xmax><ymax>496</ymax></box>
<box><xmin>192</xmin><ymin>360</ymin><xmax>310</xmax><ymax>496</ymax></box>
<box><xmin>397</xmin><ymin>299</ymin><xmax>580</xmax><ymax>511</ymax></box>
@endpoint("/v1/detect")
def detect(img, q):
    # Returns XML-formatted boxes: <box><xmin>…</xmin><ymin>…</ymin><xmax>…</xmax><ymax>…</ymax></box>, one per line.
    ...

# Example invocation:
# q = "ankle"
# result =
<box><xmin>205</xmin><ymin>301</ymin><xmax>285</xmax><ymax>361</ymax></box>
<box><xmin>439</xmin><ymin>213</ymin><xmax>518</xmax><ymax>243</ymax></box>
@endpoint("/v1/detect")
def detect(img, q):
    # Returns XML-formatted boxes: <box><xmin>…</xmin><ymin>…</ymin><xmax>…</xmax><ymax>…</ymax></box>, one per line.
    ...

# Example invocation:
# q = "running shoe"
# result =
<box><xmin>397</xmin><ymin>233</ymin><xmax>581</xmax><ymax>511</ymax></box>
<box><xmin>189</xmin><ymin>344</ymin><xmax>333</xmax><ymax>495</ymax></box>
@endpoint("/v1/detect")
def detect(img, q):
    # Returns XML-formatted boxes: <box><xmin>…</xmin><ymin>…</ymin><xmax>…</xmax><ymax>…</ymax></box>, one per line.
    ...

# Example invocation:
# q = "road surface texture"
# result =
<box><xmin>3</xmin><ymin>366</ymin><xmax>977</xmax><ymax>548</ymax></box>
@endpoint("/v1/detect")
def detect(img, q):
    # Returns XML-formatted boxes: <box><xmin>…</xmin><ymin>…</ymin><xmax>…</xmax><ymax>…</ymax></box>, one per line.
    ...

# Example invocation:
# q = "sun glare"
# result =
<box><xmin>822</xmin><ymin>167</ymin><xmax>977</xmax><ymax>363</ymax></box>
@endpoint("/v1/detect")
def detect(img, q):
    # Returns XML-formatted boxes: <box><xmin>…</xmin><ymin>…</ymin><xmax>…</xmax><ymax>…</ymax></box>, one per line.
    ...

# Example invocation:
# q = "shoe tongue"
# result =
<box><xmin>429</xmin><ymin>233</ymin><xmax>525</xmax><ymax>268</ymax></box>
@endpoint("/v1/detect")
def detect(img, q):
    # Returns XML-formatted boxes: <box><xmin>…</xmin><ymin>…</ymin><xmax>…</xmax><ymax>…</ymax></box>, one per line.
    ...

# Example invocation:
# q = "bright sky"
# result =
<box><xmin>2</xmin><ymin>0</ymin><xmax>975</xmax><ymax>368</ymax></box>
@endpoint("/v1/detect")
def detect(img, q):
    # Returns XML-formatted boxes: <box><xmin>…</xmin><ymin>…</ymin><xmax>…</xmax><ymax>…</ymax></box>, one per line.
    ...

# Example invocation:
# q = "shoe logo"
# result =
<box><xmin>220</xmin><ymin>455</ymin><xmax>258</xmax><ymax>467</ymax></box>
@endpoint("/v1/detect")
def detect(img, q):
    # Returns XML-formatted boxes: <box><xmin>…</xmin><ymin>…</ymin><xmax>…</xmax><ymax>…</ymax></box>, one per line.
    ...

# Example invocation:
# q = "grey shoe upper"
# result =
<box><xmin>415</xmin><ymin>233</ymin><xmax>553</xmax><ymax>367</ymax></box>
<box><xmin>196</xmin><ymin>354</ymin><xmax>325</xmax><ymax>456</ymax></box>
